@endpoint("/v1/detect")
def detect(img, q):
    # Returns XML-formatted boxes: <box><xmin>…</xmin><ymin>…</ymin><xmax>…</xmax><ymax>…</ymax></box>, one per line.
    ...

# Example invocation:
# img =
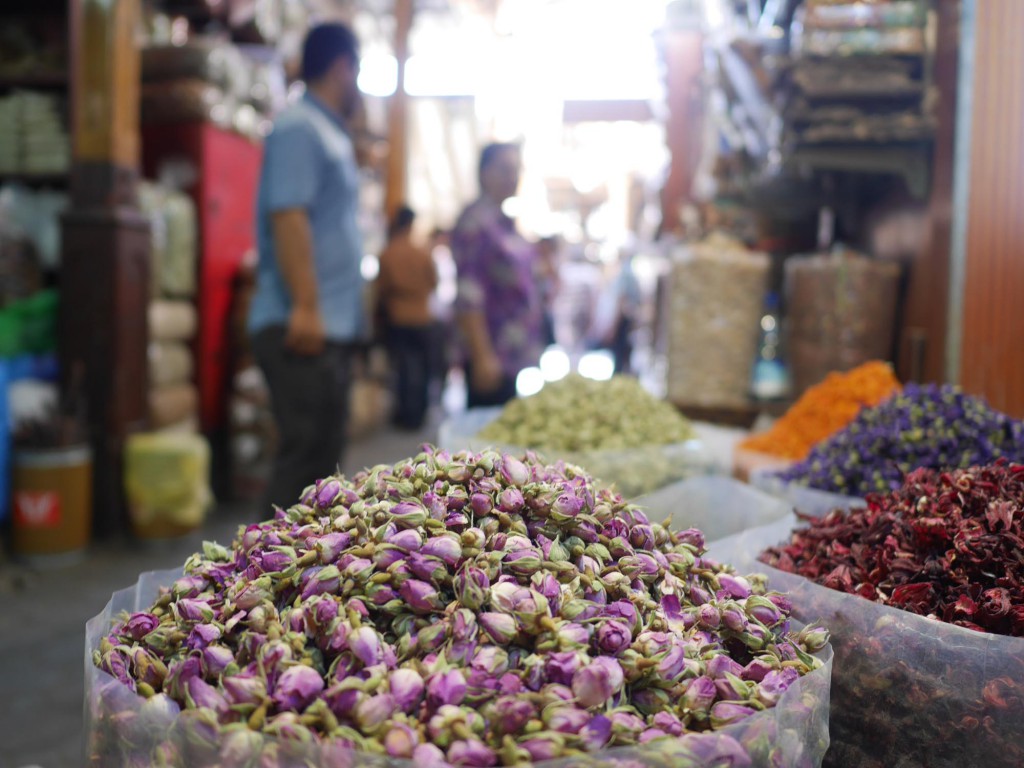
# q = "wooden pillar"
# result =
<box><xmin>955</xmin><ymin>0</ymin><xmax>1024</xmax><ymax>416</ymax></box>
<box><xmin>896</xmin><ymin>0</ymin><xmax>959</xmax><ymax>384</ymax></box>
<box><xmin>60</xmin><ymin>0</ymin><xmax>150</xmax><ymax>537</ymax></box>
<box><xmin>384</xmin><ymin>0</ymin><xmax>413</xmax><ymax>220</ymax></box>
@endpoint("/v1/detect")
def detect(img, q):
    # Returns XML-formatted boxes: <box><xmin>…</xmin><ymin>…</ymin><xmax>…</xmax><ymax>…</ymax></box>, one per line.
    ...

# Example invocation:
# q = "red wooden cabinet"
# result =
<box><xmin>142</xmin><ymin>122</ymin><xmax>262</xmax><ymax>431</ymax></box>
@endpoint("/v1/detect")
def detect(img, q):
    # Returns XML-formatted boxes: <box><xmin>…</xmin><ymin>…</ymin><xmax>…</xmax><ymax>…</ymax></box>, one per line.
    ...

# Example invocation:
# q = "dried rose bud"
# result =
<box><xmin>388</xmin><ymin>668</ymin><xmax>425</xmax><ymax>710</ymax></box>
<box><xmin>595</xmin><ymin>619</ymin><xmax>633</xmax><ymax>656</ymax></box>
<box><xmin>200</xmin><ymin>645</ymin><xmax>233</xmax><ymax>678</ymax></box>
<box><xmin>489</xmin><ymin>695</ymin><xmax>535</xmax><ymax>735</ymax></box>
<box><xmin>427</xmin><ymin>669</ymin><xmax>467</xmax><ymax>709</ymax></box>
<box><xmin>124</xmin><ymin>612</ymin><xmax>160</xmax><ymax>641</ymax></box>
<box><xmin>355</xmin><ymin>693</ymin><xmax>397</xmax><ymax>733</ymax></box>
<box><xmin>519</xmin><ymin>734</ymin><xmax>565</xmax><ymax>762</ymax></box>
<box><xmin>656</xmin><ymin>644</ymin><xmax>690</xmax><ymax>681</ymax></box>
<box><xmin>174</xmin><ymin>597</ymin><xmax>216</xmax><ymax>623</ymax></box>
<box><xmin>796</xmin><ymin>624</ymin><xmax>830</xmax><ymax>653</ymax></box>
<box><xmin>503</xmin><ymin>549</ymin><xmax>542</xmax><ymax>578</ymax></box>
<box><xmin>315</xmin><ymin>479</ymin><xmax>342</xmax><ymax>509</ymax></box>
<box><xmin>164</xmin><ymin>655</ymin><xmax>200</xmax><ymax>700</ymax></box>
<box><xmin>130</xmin><ymin>646</ymin><xmax>168</xmax><ymax>689</ymax></box>
<box><xmin>706</xmin><ymin>654</ymin><xmax>745</xmax><ymax>680</ymax></box>
<box><xmin>323</xmin><ymin>683</ymin><xmax>363</xmax><ymax>719</ymax></box>
<box><xmin>383</xmin><ymin>722</ymin><xmax>419</xmax><ymax>758</ymax></box>
<box><xmin>271</xmin><ymin>665</ymin><xmax>325</xmax><ymax>712</ymax></box>
<box><xmin>470</xmin><ymin>646</ymin><xmax>509</xmax><ymax>677</ymax></box>
<box><xmin>226</xmin><ymin>576</ymin><xmax>273</xmax><ymax>612</ymax></box>
<box><xmin>571</xmin><ymin>657</ymin><xmax>624</xmax><ymax>708</ymax></box>
<box><xmin>682</xmin><ymin>675</ymin><xmax>717</xmax><ymax>712</ymax></box>
<box><xmin>412</xmin><ymin>742</ymin><xmax>448</xmax><ymax>767</ymax></box>
<box><xmin>186</xmin><ymin>623</ymin><xmax>222</xmax><ymax>651</ymax></box>
<box><xmin>348</xmin><ymin>626</ymin><xmax>386</xmax><ymax>667</ymax></box>
<box><xmin>497</xmin><ymin>487</ymin><xmax>524</xmax><ymax>513</ymax></box>
<box><xmin>400</xmin><ymin>579</ymin><xmax>444</xmax><ymax>614</ymax></box>
<box><xmin>580</xmin><ymin>713</ymin><xmax>612</xmax><ymax>750</ymax></box>
<box><xmin>742</xmin><ymin>658</ymin><xmax>774</xmax><ymax>683</ymax></box>
<box><xmin>609</xmin><ymin>710</ymin><xmax>647</xmax><ymax>742</ymax></box>
<box><xmin>218</xmin><ymin>728</ymin><xmax>264</xmax><ymax>765</ymax></box>
<box><xmin>755</xmin><ymin>667</ymin><xmax>799</xmax><ymax>706</ymax></box>
<box><xmin>745</xmin><ymin>595</ymin><xmax>783</xmax><ymax>627</ymax></box>
<box><xmin>313</xmin><ymin>532</ymin><xmax>351</xmax><ymax>563</ymax></box>
<box><xmin>500</xmin><ymin>455</ymin><xmax>531</xmax><ymax>486</ymax></box>
<box><xmin>652</xmin><ymin>710</ymin><xmax>684</xmax><ymax>736</ymax></box>
<box><xmin>421</xmin><ymin>533</ymin><xmax>463</xmax><ymax>567</ymax></box>
<box><xmin>447</xmin><ymin>738</ymin><xmax>496</xmax><ymax>767</ymax></box>
<box><xmin>390</xmin><ymin>501</ymin><xmax>428</xmax><ymax>528</ymax></box>
<box><xmin>387</xmin><ymin>528</ymin><xmax>424</xmax><ymax>553</ymax></box>
<box><xmin>710</xmin><ymin>701</ymin><xmax>759</xmax><ymax>729</ymax></box>
<box><xmin>721</xmin><ymin>604</ymin><xmax>747</xmax><ymax>633</ymax></box>
<box><xmin>222</xmin><ymin>672</ymin><xmax>267</xmax><ymax>706</ymax></box>
<box><xmin>186</xmin><ymin>676</ymin><xmax>229</xmax><ymax>715</ymax></box>
<box><xmin>717</xmin><ymin>573</ymin><xmax>752</xmax><ymax>600</ymax></box>
<box><xmin>478</xmin><ymin>612</ymin><xmax>517</xmax><ymax>645</ymax></box>
<box><xmin>544</xmin><ymin>705</ymin><xmax>591</xmax><ymax>734</ymax></box>
<box><xmin>455</xmin><ymin>566</ymin><xmax>490</xmax><ymax>610</ymax></box>
<box><xmin>543</xmin><ymin>650</ymin><xmax>581</xmax><ymax>686</ymax></box>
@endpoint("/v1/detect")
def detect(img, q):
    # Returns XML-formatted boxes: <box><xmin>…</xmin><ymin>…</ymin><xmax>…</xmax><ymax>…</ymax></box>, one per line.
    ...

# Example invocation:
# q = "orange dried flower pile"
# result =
<box><xmin>739</xmin><ymin>360</ymin><xmax>901</xmax><ymax>460</ymax></box>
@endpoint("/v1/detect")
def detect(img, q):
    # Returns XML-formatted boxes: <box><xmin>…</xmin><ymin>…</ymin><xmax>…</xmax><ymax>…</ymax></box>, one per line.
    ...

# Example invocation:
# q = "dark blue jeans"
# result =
<box><xmin>388</xmin><ymin>324</ymin><xmax>433</xmax><ymax>430</ymax></box>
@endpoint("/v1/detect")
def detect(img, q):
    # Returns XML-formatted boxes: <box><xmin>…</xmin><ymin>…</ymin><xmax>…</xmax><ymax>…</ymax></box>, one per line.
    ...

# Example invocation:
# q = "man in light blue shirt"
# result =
<box><xmin>249</xmin><ymin>22</ymin><xmax>365</xmax><ymax>508</ymax></box>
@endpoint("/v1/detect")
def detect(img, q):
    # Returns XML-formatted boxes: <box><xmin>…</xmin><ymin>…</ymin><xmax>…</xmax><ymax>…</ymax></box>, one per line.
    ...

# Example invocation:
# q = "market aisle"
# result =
<box><xmin>0</xmin><ymin>420</ymin><xmax>438</xmax><ymax>768</ymax></box>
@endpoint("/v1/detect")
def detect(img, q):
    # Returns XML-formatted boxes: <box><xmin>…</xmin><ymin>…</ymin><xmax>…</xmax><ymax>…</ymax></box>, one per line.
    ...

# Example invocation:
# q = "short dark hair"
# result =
<box><xmin>302</xmin><ymin>23</ymin><xmax>359</xmax><ymax>82</ymax></box>
<box><xmin>478</xmin><ymin>142</ymin><xmax>520</xmax><ymax>184</ymax></box>
<box><xmin>388</xmin><ymin>205</ymin><xmax>416</xmax><ymax>238</ymax></box>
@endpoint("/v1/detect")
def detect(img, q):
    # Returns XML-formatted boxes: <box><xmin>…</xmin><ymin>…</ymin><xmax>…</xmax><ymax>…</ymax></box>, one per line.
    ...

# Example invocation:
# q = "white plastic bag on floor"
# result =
<box><xmin>85</xmin><ymin>567</ymin><xmax>833</xmax><ymax>768</ymax></box>
<box><xmin>637</xmin><ymin>476</ymin><xmax>791</xmax><ymax>541</ymax></box>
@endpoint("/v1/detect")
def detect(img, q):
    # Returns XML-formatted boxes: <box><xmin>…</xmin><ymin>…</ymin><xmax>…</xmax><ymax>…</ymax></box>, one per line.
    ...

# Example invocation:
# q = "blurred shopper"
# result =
<box><xmin>591</xmin><ymin>251</ymin><xmax>642</xmax><ymax>375</ymax></box>
<box><xmin>452</xmin><ymin>142</ymin><xmax>544</xmax><ymax>407</ymax></box>
<box><xmin>377</xmin><ymin>205</ymin><xmax>438</xmax><ymax>430</ymax></box>
<box><xmin>536</xmin><ymin>235</ymin><xmax>562</xmax><ymax>347</ymax></box>
<box><xmin>248</xmin><ymin>23</ymin><xmax>364</xmax><ymax>508</ymax></box>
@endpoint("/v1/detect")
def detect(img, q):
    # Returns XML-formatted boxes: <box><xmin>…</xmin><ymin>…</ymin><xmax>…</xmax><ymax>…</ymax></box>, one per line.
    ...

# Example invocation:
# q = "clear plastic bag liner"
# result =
<box><xmin>705</xmin><ymin>517</ymin><xmax>1024</xmax><ymax>768</ymax></box>
<box><xmin>437</xmin><ymin>409</ymin><xmax>714</xmax><ymax>499</ymax></box>
<box><xmin>86</xmin><ymin>568</ymin><xmax>833</xmax><ymax>768</ymax></box>
<box><xmin>637</xmin><ymin>476</ymin><xmax>792</xmax><ymax>542</ymax></box>
<box><xmin>748</xmin><ymin>471</ymin><xmax>865</xmax><ymax>518</ymax></box>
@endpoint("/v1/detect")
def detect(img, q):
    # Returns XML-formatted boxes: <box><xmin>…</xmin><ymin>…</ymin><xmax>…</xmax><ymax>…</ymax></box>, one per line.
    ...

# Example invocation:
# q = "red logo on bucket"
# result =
<box><xmin>14</xmin><ymin>491</ymin><xmax>61</xmax><ymax>528</ymax></box>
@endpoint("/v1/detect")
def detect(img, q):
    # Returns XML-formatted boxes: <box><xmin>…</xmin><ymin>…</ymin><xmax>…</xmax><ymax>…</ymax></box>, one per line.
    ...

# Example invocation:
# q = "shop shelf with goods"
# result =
<box><xmin>0</xmin><ymin>0</ymin><xmax>76</xmax><ymax>186</ymax></box>
<box><xmin>142</xmin><ymin>123</ymin><xmax>262</xmax><ymax>434</ymax></box>
<box><xmin>139</xmin><ymin>32</ymin><xmax>289</xmax><ymax>437</ymax></box>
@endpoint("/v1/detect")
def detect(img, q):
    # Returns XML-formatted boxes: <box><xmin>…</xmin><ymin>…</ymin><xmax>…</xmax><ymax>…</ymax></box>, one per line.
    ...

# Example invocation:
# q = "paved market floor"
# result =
<box><xmin>0</xmin><ymin>421</ymin><xmax>437</xmax><ymax>768</ymax></box>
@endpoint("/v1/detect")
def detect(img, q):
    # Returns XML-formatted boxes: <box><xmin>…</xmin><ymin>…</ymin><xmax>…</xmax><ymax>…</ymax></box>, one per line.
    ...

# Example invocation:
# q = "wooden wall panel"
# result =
<box><xmin>959</xmin><ymin>0</ymin><xmax>1024</xmax><ymax>417</ymax></box>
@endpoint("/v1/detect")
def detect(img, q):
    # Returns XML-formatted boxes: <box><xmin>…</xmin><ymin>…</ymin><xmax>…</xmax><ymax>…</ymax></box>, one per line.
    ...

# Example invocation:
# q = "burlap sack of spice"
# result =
<box><xmin>784</xmin><ymin>250</ymin><xmax>900</xmax><ymax>398</ymax></box>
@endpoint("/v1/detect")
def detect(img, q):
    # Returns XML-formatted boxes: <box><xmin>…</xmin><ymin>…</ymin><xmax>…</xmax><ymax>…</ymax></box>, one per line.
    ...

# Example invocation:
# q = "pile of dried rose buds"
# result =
<box><xmin>95</xmin><ymin>447</ymin><xmax>827</xmax><ymax>766</ymax></box>
<box><xmin>763</xmin><ymin>462</ymin><xmax>1024</xmax><ymax>637</ymax></box>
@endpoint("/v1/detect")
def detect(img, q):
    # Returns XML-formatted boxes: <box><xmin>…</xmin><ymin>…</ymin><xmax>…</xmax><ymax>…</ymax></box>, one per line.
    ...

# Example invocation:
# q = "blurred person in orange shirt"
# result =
<box><xmin>377</xmin><ymin>205</ymin><xmax>438</xmax><ymax>429</ymax></box>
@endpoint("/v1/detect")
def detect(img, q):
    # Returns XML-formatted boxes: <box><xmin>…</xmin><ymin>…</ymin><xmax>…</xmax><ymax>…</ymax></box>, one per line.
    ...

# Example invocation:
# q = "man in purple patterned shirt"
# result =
<box><xmin>452</xmin><ymin>143</ymin><xmax>544</xmax><ymax>407</ymax></box>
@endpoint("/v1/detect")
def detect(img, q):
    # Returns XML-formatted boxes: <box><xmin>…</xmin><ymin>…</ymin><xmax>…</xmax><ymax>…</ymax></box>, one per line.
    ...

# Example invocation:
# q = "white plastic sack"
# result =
<box><xmin>637</xmin><ymin>476</ymin><xmax>791</xmax><ymax>542</ymax></box>
<box><xmin>85</xmin><ymin>567</ymin><xmax>833</xmax><ymax>768</ymax></box>
<box><xmin>748</xmin><ymin>471</ymin><xmax>865</xmax><ymax>518</ymax></box>
<box><xmin>437</xmin><ymin>408</ymin><xmax>713</xmax><ymax>498</ymax></box>
<box><xmin>704</xmin><ymin>516</ymin><xmax>1024</xmax><ymax>768</ymax></box>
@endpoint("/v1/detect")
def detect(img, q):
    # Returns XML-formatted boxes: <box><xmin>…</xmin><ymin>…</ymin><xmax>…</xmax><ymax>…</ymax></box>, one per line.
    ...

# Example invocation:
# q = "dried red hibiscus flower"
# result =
<box><xmin>760</xmin><ymin>461</ymin><xmax>1024</xmax><ymax>637</ymax></box>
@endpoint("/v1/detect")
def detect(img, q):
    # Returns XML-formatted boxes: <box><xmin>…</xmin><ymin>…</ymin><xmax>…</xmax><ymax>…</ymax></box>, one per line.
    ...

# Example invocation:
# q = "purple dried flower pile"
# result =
<box><xmin>94</xmin><ymin>447</ymin><xmax>826</xmax><ymax>766</ymax></box>
<box><xmin>775</xmin><ymin>383</ymin><xmax>1024</xmax><ymax>497</ymax></box>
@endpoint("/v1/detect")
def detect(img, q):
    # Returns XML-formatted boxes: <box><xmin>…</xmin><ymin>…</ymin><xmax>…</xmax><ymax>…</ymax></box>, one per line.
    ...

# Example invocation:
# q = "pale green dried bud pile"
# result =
<box><xmin>479</xmin><ymin>375</ymin><xmax>694</xmax><ymax>453</ymax></box>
